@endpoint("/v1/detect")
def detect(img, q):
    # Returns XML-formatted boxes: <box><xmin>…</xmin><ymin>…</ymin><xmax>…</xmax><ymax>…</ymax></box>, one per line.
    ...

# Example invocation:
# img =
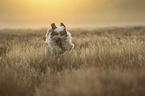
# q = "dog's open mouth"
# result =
<box><xmin>55</xmin><ymin>38</ymin><xmax>63</xmax><ymax>49</ymax></box>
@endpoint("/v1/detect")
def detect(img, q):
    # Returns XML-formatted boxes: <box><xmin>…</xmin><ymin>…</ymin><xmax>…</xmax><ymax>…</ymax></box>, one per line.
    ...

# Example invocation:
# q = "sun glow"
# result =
<box><xmin>30</xmin><ymin>0</ymin><xmax>68</xmax><ymax>9</ymax></box>
<box><xmin>15</xmin><ymin>0</ymin><xmax>87</xmax><ymax>22</ymax></box>
<box><xmin>0</xmin><ymin>0</ymin><xmax>145</xmax><ymax>28</ymax></box>
<box><xmin>28</xmin><ymin>0</ymin><xmax>82</xmax><ymax>14</ymax></box>
<box><xmin>0</xmin><ymin>0</ymin><xmax>91</xmax><ymax>27</ymax></box>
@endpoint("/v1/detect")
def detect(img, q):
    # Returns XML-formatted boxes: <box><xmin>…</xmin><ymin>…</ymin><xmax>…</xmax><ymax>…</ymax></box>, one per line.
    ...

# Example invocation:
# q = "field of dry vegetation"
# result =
<box><xmin>0</xmin><ymin>26</ymin><xmax>145</xmax><ymax>96</ymax></box>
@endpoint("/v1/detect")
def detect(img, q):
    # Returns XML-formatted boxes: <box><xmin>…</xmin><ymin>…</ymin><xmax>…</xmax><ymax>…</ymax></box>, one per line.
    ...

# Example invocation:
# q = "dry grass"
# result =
<box><xmin>0</xmin><ymin>26</ymin><xmax>145</xmax><ymax>96</ymax></box>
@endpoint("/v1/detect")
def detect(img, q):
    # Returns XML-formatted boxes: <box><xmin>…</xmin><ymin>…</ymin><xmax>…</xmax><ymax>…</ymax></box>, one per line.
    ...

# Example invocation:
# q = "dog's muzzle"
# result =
<box><xmin>54</xmin><ymin>37</ymin><xmax>63</xmax><ymax>49</ymax></box>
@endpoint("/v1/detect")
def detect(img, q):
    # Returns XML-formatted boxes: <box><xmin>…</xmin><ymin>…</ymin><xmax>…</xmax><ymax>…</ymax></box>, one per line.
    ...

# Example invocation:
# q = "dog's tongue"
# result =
<box><xmin>58</xmin><ymin>40</ymin><xmax>61</xmax><ymax>46</ymax></box>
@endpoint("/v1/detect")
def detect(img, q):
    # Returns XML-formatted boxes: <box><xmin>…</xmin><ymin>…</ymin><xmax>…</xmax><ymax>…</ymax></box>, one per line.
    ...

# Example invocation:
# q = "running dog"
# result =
<box><xmin>45</xmin><ymin>23</ymin><xmax>74</xmax><ymax>55</ymax></box>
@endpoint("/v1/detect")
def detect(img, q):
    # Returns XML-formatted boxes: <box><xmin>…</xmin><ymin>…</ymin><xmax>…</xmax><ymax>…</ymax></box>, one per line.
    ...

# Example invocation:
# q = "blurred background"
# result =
<box><xmin>0</xmin><ymin>0</ymin><xmax>145</xmax><ymax>29</ymax></box>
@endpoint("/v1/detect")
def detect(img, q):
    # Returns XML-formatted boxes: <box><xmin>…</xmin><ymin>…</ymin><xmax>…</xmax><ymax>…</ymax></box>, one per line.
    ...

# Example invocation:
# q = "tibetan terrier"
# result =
<box><xmin>45</xmin><ymin>23</ymin><xmax>74</xmax><ymax>55</ymax></box>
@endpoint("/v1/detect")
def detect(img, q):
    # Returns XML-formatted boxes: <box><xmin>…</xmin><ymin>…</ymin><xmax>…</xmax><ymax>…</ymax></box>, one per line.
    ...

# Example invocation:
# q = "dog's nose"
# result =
<box><xmin>57</xmin><ymin>38</ymin><xmax>61</xmax><ymax>41</ymax></box>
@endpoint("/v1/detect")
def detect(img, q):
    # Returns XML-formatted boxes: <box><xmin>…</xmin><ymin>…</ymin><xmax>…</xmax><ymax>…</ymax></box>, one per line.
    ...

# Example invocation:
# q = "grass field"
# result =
<box><xmin>0</xmin><ymin>26</ymin><xmax>145</xmax><ymax>96</ymax></box>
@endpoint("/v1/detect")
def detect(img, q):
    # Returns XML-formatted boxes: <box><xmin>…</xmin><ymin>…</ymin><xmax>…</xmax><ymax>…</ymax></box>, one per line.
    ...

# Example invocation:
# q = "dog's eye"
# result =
<box><xmin>60</xmin><ymin>31</ymin><xmax>67</xmax><ymax>36</ymax></box>
<box><xmin>51</xmin><ymin>32</ymin><xmax>58</xmax><ymax>36</ymax></box>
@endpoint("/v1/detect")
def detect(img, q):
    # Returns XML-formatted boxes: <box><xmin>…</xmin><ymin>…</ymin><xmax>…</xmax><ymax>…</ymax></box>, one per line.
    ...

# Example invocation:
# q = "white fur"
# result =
<box><xmin>45</xmin><ymin>26</ymin><xmax>74</xmax><ymax>55</ymax></box>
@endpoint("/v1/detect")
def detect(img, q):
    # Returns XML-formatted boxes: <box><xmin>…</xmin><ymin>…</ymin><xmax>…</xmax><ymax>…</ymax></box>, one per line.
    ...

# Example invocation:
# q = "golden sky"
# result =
<box><xmin>0</xmin><ymin>0</ymin><xmax>145</xmax><ymax>28</ymax></box>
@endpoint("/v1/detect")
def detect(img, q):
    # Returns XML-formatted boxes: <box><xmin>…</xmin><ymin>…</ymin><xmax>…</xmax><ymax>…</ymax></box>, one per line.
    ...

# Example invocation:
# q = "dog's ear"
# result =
<box><xmin>51</xmin><ymin>23</ymin><xmax>57</xmax><ymax>30</ymax></box>
<box><xmin>60</xmin><ymin>22</ymin><xmax>66</xmax><ymax>29</ymax></box>
<box><xmin>60</xmin><ymin>22</ymin><xmax>67</xmax><ymax>36</ymax></box>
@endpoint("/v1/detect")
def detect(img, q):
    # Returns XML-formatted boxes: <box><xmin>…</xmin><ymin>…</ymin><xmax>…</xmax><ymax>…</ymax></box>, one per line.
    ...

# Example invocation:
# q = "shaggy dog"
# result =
<box><xmin>45</xmin><ymin>23</ymin><xmax>74</xmax><ymax>55</ymax></box>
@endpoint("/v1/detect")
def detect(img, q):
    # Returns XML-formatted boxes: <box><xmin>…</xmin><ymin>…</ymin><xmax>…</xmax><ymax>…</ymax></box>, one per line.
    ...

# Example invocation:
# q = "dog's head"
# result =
<box><xmin>50</xmin><ymin>23</ymin><xmax>67</xmax><ymax>48</ymax></box>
